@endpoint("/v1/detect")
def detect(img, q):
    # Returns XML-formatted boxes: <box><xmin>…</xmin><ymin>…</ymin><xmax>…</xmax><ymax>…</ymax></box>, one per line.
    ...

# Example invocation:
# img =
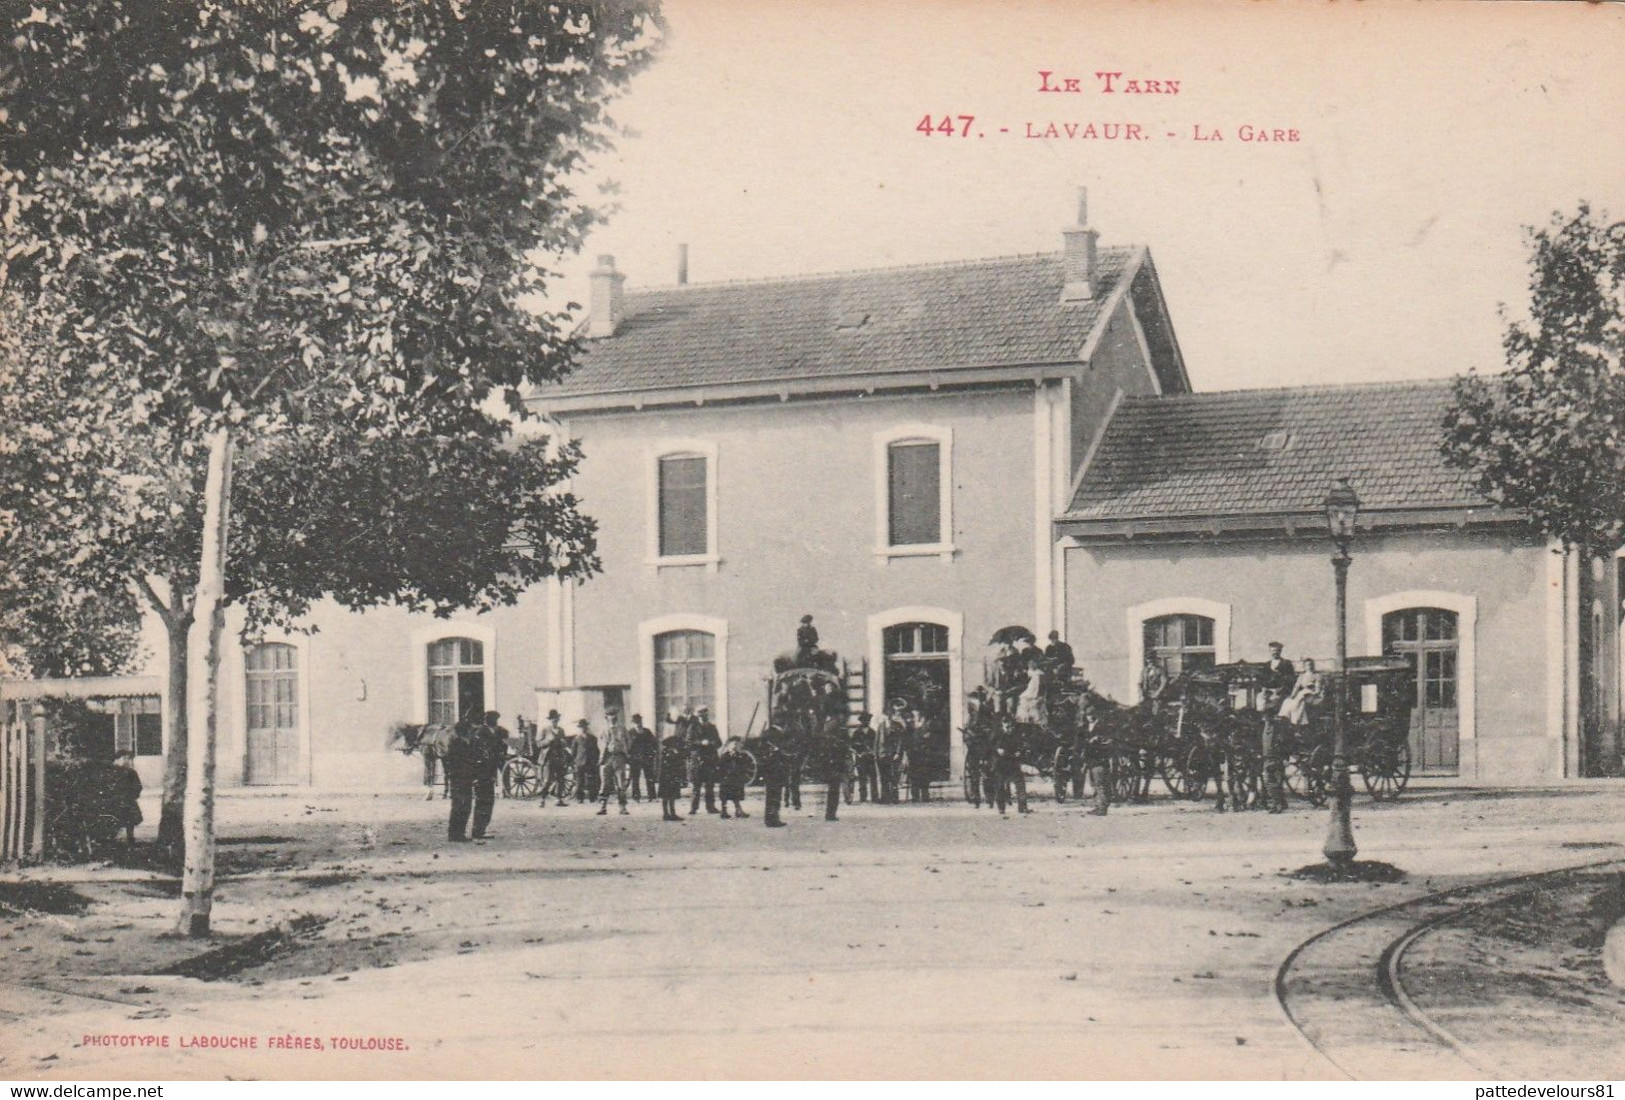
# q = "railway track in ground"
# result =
<box><xmin>1274</xmin><ymin>856</ymin><xmax>1625</xmax><ymax>1080</ymax></box>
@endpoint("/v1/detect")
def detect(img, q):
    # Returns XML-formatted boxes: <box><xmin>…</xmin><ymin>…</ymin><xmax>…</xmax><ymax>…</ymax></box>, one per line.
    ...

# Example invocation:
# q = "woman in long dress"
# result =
<box><xmin>1278</xmin><ymin>658</ymin><xmax>1325</xmax><ymax>726</ymax></box>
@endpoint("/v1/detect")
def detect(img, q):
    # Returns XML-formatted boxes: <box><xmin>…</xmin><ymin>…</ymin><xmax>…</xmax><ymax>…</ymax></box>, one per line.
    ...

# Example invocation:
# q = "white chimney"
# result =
<box><xmin>1060</xmin><ymin>187</ymin><xmax>1099</xmax><ymax>304</ymax></box>
<box><xmin>587</xmin><ymin>254</ymin><xmax>626</xmax><ymax>338</ymax></box>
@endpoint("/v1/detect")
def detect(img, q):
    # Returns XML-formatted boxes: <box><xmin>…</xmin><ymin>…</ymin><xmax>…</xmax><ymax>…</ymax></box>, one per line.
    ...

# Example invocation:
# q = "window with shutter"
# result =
<box><xmin>657</xmin><ymin>453</ymin><xmax>710</xmax><ymax>559</ymax></box>
<box><xmin>887</xmin><ymin>440</ymin><xmax>941</xmax><ymax>546</ymax></box>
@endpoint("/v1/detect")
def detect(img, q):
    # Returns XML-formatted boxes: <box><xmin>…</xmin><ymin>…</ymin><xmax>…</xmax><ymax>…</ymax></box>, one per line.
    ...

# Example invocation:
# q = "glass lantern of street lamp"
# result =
<box><xmin>1324</xmin><ymin>478</ymin><xmax>1360</xmax><ymax>555</ymax></box>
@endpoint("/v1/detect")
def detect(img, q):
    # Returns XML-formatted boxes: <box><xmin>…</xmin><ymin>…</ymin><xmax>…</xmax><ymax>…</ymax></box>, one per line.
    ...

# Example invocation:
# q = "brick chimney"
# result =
<box><xmin>587</xmin><ymin>254</ymin><xmax>626</xmax><ymax>338</ymax></box>
<box><xmin>1060</xmin><ymin>188</ymin><xmax>1099</xmax><ymax>304</ymax></box>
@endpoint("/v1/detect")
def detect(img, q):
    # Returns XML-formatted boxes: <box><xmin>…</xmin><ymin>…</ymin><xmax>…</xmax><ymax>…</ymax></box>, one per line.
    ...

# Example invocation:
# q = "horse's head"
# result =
<box><xmin>388</xmin><ymin>721</ymin><xmax>426</xmax><ymax>754</ymax></box>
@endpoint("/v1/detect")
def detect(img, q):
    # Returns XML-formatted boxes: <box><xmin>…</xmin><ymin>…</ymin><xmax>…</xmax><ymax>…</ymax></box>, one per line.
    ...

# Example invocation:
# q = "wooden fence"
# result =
<box><xmin>1</xmin><ymin>720</ymin><xmax>47</xmax><ymax>863</ymax></box>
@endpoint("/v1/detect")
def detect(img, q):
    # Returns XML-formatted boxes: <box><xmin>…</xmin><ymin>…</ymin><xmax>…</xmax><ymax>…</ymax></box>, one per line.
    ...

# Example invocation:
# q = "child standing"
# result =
<box><xmin>658</xmin><ymin>729</ymin><xmax>687</xmax><ymax>822</ymax></box>
<box><xmin>717</xmin><ymin>737</ymin><xmax>751</xmax><ymax>820</ymax></box>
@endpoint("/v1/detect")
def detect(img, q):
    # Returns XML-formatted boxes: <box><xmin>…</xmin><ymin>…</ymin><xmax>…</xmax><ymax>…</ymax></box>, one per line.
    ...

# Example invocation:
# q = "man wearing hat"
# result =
<box><xmin>657</xmin><ymin>723</ymin><xmax>687</xmax><ymax>822</ymax></box>
<box><xmin>758</xmin><ymin>723</ymin><xmax>789</xmax><ymax>827</ymax></box>
<box><xmin>1260</xmin><ymin>642</ymin><xmax>1297</xmax><ymax>813</ymax></box>
<box><xmin>536</xmin><ymin>710</ymin><xmax>571</xmax><ymax>806</ymax></box>
<box><xmin>686</xmin><ymin>705</ymin><xmax>721</xmax><ymax>815</ymax></box>
<box><xmin>817</xmin><ymin>716</ymin><xmax>851</xmax><ymax>822</ymax></box>
<box><xmin>1044</xmin><ymin>630</ymin><xmax>1076</xmax><ymax>680</ymax></box>
<box><xmin>627</xmin><ymin>712</ymin><xmax>659</xmax><ymax>802</ymax></box>
<box><xmin>572</xmin><ymin>718</ymin><xmax>600</xmax><ymax>802</ymax></box>
<box><xmin>874</xmin><ymin>699</ymin><xmax>908</xmax><ymax>804</ymax></box>
<box><xmin>598</xmin><ymin>708</ymin><xmax>631</xmax><ymax>815</ymax></box>
<box><xmin>795</xmin><ymin>614</ymin><xmax>819</xmax><ymax>667</ymax></box>
<box><xmin>850</xmin><ymin>711</ymin><xmax>877</xmax><ymax>804</ymax></box>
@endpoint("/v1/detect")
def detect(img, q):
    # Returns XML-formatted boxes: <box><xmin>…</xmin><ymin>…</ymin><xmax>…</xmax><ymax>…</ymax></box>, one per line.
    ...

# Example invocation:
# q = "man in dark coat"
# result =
<box><xmin>1260</xmin><ymin>642</ymin><xmax>1296</xmax><ymax>814</ymax></box>
<box><xmin>990</xmin><ymin>713</ymin><xmax>1029</xmax><ymax>816</ymax></box>
<box><xmin>795</xmin><ymin>614</ymin><xmax>819</xmax><ymax>667</ymax></box>
<box><xmin>627</xmin><ymin>713</ymin><xmax>659</xmax><ymax>801</ymax></box>
<box><xmin>469</xmin><ymin>711</ymin><xmax>507</xmax><ymax>838</ymax></box>
<box><xmin>1044</xmin><ymin>630</ymin><xmax>1076</xmax><ymax>680</ymax></box>
<box><xmin>874</xmin><ymin>700</ymin><xmax>907</xmax><ymax>804</ymax></box>
<box><xmin>686</xmin><ymin>706</ymin><xmax>721</xmax><ymax>815</ymax></box>
<box><xmin>658</xmin><ymin>729</ymin><xmax>687</xmax><ymax>822</ymax></box>
<box><xmin>850</xmin><ymin>712</ymin><xmax>876</xmax><ymax>803</ymax></box>
<box><xmin>446</xmin><ymin>713</ymin><xmax>503</xmax><ymax>841</ymax></box>
<box><xmin>536</xmin><ymin>711</ymin><xmax>571</xmax><ymax>806</ymax></box>
<box><xmin>758</xmin><ymin>724</ymin><xmax>789</xmax><ymax>827</ymax></box>
<box><xmin>573</xmin><ymin>719</ymin><xmax>600</xmax><ymax>802</ymax></box>
<box><xmin>903</xmin><ymin>708</ymin><xmax>932</xmax><ymax>803</ymax></box>
<box><xmin>818</xmin><ymin>718</ymin><xmax>850</xmax><ymax>822</ymax></box>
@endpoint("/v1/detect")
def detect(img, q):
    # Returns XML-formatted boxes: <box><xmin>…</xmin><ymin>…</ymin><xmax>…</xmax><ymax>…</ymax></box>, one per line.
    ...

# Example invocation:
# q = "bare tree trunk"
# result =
<box><xmin>180</xmin><ymin>427</ymin><xmax>234</xmax><ymax>938</ymax></box>
<box><xmin>155</xmin><ymin>605</ymin><xmax>193</xmax><ymax>853</ymax></box>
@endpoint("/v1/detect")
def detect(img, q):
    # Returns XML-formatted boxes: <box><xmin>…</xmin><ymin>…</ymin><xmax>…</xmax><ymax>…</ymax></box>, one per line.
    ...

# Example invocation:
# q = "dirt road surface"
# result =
<box><xmin>3</xmin><ymin>784</ymin><xmax>1622</xmax><ymax>1080</ymax></box>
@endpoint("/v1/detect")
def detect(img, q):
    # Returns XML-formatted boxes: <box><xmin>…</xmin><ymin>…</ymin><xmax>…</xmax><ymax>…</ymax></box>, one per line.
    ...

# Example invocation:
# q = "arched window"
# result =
<box><xmin>245</xmin><ymin>642</ymin><xmax>299</xmax><ymax>785</ymax></box>
<box><xmin>1143</xmin><ymin>614</ymin><xmax>1216</xmax><ymax>679</ymax></box>
<box><xmin>1382</xmin><ymin>607</ymin><xmax>1459</xmax><ymax>772</ymax></box>
<box><xmin>428</xmin><ymin>637</ymin><xmax>485</xmax><ymax>725</ymax></box>
<box><xmin>882</xmin><ymin>621</ymin><xmax>951</xmax><ymax>782</ymax></box>
<box><xmin>654</xmin><ymin>630</ymin><xmax>715</xmax><ymax>721</ymax></box>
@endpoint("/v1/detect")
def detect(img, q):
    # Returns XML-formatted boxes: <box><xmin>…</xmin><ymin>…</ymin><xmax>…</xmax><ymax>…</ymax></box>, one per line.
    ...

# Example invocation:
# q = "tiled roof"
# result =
<box><xmin>548</xmin><ymin>248</ymin><xmax>1140</xmax><ymax>397</ymax></box>
<box><xmin>1064</xmin><ymin>379</ymin><xmax>1487</xmax><ymax>521</ymax></box>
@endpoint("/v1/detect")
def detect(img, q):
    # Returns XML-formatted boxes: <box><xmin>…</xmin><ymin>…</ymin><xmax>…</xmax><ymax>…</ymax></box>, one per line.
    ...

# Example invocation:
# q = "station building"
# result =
<box><xmin>10</xmin><ymin>201</ymin><xmax>1618</xmax><ymax>788</ymax></box>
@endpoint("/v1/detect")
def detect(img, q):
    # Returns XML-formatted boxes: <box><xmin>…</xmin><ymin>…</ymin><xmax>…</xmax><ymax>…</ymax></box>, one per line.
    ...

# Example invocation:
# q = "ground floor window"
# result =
<box><xmin>428</xmin><ymin>637</ymin><xmax>485</xmax><ymax>726</ymax></box>
<box><xmin>1143</xmin><ymin>614</ymin><xmax>1216</xmax><ymax>680</ymax></box>
<box><xmin>1382</xmin><ymin>607</ymin><xmax>1460</xmax><ymax>772</ymax></box>
<box><xmin>654</xmin><ymin>630</ymin><xmax>715</xmax><ymax>721</ymax></box>
<box><xmin>246</xmin><ymin>642</ymin><xmax>301</xmax><ymax>785</ymax></box>
<box><xmin>113</xmin><ymin>697</ymin><xmax>162</xmax><ymax>757</ymax></box>
<box><xmin>883</xmin><ymin>621</ymin><xmax>951</xmax><ymax>781</ymax></box>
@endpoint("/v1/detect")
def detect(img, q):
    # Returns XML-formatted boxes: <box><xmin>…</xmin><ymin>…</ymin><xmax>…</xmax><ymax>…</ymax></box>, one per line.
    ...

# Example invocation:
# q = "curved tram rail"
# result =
<box><xmin>1273</xmin><ymin>856</ymin><xmax>1625</xmax><ymax>1080</ymax></box>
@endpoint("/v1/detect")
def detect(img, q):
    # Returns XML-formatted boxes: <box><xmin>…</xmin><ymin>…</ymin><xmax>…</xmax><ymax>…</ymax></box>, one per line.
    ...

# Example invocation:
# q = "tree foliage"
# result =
<box><xmin>1</xmin><ymin>0</ymin><xmax>658</xmax><ymax>856</ymax></box>
<box><xmin>0</xmin><ymin>298</ymin><xmax>145</xmax><ymax>678</ymax></box>
<box><xmin>1443</xmin><ymin>204</ymin><xmax>1625</xmax><ymax>550</ymax></box>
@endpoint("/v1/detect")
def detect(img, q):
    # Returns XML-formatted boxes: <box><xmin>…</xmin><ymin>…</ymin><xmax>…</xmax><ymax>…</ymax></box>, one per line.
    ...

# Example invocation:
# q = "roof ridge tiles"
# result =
<box><xmin>1116</xmin><ymin>375</ymin><xmax>1468</xmax><ymax>404</ymax></box>
<box><xmin>622</xmin><ymin>246</ymin><xmax>1141</xmax><ymax>295</ymax></box>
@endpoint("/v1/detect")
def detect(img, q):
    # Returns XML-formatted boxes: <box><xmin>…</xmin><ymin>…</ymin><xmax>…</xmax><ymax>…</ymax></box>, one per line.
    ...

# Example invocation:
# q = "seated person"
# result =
<box><xmin>1278</xmin><ymin>658</ymin><xmax>1325</xmax><ymax>726</ymax></box>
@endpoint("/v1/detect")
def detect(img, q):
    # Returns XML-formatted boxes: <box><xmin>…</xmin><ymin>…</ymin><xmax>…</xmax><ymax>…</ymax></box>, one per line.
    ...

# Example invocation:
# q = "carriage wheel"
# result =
<box><xmin>1286</xmin><ymin>746</ymin><xmax>1330</xmax><ymax>807</ymax></box>
<box><xmin>1361</xmin><ymin>741</ymin><xmax>1410</xmax><ymax>801</ymax></box>
<box><xmin>1159</xmin><ymin>750</ymin><xmax>1187</xmax><ymax>799</ymax></box>
<box><xmin>1181</xmin><ymin>743</ymin><xmax>1210</xmax><ymax>801</ymax></box>
<box><xmin>1231</xmin><ymin>743</ymin><xmax>1264</xmax><ymax>809</ymax></box>
<box><xmin>502</xmin><ymin>758</ymin><xmax>540</xmax><ymax>799</ymax></box>
<box><xmin>1052</xmin><ymin>748</ymin><xmax>1071</xmax><ymax>802</ymax></box>
<box><xmin>1110</xmin><ymin>752</ymin><xmax>1139</xmax><ymax>803</ymax></box>
<box><xmin>740</xmin><ymin>749</ymin><xmax>759</xmax><ymax>787</ymax></box>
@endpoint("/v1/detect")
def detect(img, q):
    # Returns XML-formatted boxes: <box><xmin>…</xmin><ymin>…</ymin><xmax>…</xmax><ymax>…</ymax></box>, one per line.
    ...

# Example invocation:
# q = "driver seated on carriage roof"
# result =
<box><xmin>1044</xmin><ymin>630</ymin><xmax>1075</xmax><ymax>675</ymax></box>
<box><xmin>1139</xmin><ymin>653</ymin><xmax>1169</xmax><ymax>710</ymax></box>
<box><xmin>1262</xmin><ymin>642</ymin><xmax>1296</xmax><ymax>705</ymax></box>
<box><xmin>796</xmin><ymin>614</ymin><xmax>819</xmax><ymax>656</ymax></box>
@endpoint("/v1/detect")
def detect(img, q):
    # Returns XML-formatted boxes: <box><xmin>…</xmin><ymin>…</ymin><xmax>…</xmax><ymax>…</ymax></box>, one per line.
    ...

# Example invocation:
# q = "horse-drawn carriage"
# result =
<box><xmin>1149</xmin><ymin>655</ymin><xmax>1415</xmax><ymax>809</ymax></box>
<box><xmin>963</xmin><ymin>628</ymin><xmax>1150</xmax><ymax>809</ymax></box>
<box><xmin>757</xmin><ymin>641</ymin><xmax>854</xmax><ymax>792</ymax></box>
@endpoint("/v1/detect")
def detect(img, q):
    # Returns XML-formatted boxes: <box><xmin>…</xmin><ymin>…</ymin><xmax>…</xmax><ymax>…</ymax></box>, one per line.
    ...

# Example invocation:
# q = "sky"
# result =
<box><xmin>554</xmin><ymin>0</ymin><xmax>1625</xmax><ymax>393</ymax></box>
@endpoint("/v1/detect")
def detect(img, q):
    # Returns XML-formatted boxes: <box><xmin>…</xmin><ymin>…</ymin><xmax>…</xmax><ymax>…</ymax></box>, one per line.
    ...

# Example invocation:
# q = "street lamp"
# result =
<box><xmin>1323</xmin><ymin>478</ymin><xmax>1360</xmax><ymax>868</ymax></box>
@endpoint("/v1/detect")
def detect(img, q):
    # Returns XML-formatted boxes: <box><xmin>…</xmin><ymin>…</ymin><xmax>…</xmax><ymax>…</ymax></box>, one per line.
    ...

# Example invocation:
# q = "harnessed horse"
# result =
<box><xmin>389</xmin><ymin>721</ymin><xmax>456</xmax><ymax>800</ymax></box>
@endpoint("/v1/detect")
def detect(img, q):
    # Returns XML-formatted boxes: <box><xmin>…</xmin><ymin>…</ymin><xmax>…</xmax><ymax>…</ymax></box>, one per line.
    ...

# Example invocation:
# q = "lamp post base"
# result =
<box><xmin>1322</xmin><ymin>778</ymin><xmax>1358</xmax><ymax>866</ymax></box>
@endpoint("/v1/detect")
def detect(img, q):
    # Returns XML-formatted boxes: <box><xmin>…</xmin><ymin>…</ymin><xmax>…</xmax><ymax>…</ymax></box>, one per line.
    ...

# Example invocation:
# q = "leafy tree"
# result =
<box><xmin>1</xmin><ymin>0</ymin><xmax>657</xmax><ymax>932</ymax></box>
<box><xmin>1443</xmin><ymin>204</ymin><xmax>1625</xmax><ymax>550</ymax></box>
<box><xmin>0</xmin><ymin>299</ymin><xmax>147</xmax><ymax>680</ymax></box>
